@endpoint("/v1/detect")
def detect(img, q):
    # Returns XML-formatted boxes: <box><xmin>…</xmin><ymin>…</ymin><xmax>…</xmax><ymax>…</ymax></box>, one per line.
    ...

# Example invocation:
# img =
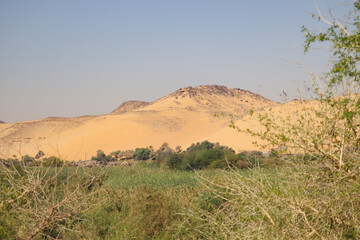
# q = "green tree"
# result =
<box><xmin>234</xmin><ymin>2</ymin><xmax>360</xmax><ymax>173</ymax></box>
<box><xmin>133</xmin><ymin>148</ymin><xmax>151</xmax><ymax>160</ymax></box>
<box><xmin>166</xmin><ymin>153</ymin><xmax>183</xmax><ymax>169</ymax></box>
<box><xmin>302</xmin><ymin>2</ymin><xmax>360</xmax><ymax>87</ymax></box>
<box><xmin>91</xmin><ymin>149</ymin><xmax>115</xmax><ymax>164</ymax></box>
<box><xmin>186</xmin><ymin>140</ymin><xmax>214</xmax><ymax>152</ymax></box>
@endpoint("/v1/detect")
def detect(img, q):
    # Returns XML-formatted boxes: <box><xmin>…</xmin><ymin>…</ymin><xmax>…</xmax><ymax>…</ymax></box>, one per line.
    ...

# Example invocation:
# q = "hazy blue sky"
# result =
<box><xmin>0</xmin><ymin>0</ymin><xmax>351</xmax><ymax>123</ymax></box>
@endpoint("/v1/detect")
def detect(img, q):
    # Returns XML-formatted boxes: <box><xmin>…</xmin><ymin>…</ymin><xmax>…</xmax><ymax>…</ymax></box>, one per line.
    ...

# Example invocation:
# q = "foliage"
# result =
<box><xmin>166</xmin><ymin>141</ymin><xmax>233</xmax><ymax>170</ymax></box>
<box><xmin>300</xmin><ymin>2</ymin><xmax>360</xmax><ymax>172</ymax></box>
<box><xmin>186</xmin><ymin>140</ymin><xmax>214</xmax><ymax>152</ymax></box>
<box><xmin>110</xmin><ymin>149</ymin><xmax>134</xmax><ymax>160</ymax></box>
<box><xmin>66</xmin><ymin>163</ymin><xmax>203</xmax><ymax>239</ymax></box>
<box><xmin>166</xmin><ymin>153</ymin><xmax>183</xmax><ymax>169</ymax></box>
<box><xmin>302</xmin><ymin>2</ymin><xmax>360</xmax><ymax>87</ymax></box>
<box><xmin>125</xmin><ymin>185</ymin><xmax>183</xmax><ymax>239</ymax></box>
<box><xmin>91</xmin><ymin>149</ymin><xmax>115</xmax><ymax>164</ymax></box>
<box><xmin>199</xmin><ymin>2</ymin><xmax>360</xmax><ymax>239</ymax></box>
<box><xmin>105</xmin><ymin>161</ymin><xmax>203</xmax><ymax>189</ymax></box>
<box><xmin>133</xmin><ymin>148</ymin><xmax>151</xmax><ymax>160</ymax></box>
<box><xmin>181</xmin><ymin>163</ymin><xmax>360</xmax><ymax>239</ymax></box>
<box><xmin>5</xmin><ymin>5</ymin><xmax>360</xmax><ymax>237</ymax></box>
<box><xmin>2</xmin><ymin>156</ymin><xmax>359</xmax><ymax>239</ymax></box>
<box><xmin>0</xmin><ymin>161</ymin><xmax>105</xmax><ymax>239</ymax></box>
<box><xmin>153</xmin><ymin>143</ymin><xmax>174</xmax><ymax>164</ymax></box>
<box><xmin>166</xmin><ymin>141</ymin><xmax>263</xmax><ymax>170</ymax></box>
<box><xmin>231</xmin><ymin>2</ymin><xmax>360</xmax><ymax>175</ymax></box>
<box><xmin>191</xmin><ymin>148</ymin><xmax>227</xmax><ymax>169</ymax></box>
<box><xmin>42</xmin><ymin>156</ymin><xmax>65</xmax><ymax>167</ymax></box>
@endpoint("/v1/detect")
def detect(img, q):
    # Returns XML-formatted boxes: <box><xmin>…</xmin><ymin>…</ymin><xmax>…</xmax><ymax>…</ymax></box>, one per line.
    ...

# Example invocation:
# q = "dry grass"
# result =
<box><xmin>0</xmin><ymin>160</ymin><xmax>105</xmax><ymax>239</ymax></box>
<box><xmin>179</xmin><ymin>162</ymin><xmax>360</xmax><ymax>239</ymax></box>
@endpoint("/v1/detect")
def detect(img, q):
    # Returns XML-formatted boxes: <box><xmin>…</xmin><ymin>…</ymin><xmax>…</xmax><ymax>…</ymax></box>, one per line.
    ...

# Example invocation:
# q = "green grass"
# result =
<box><xmin>3</xmin><ymin>159</ymin><xmax>358</xmax><ymax>239</ymax></box>
<box><xmin>104</xmin><ymin>161</ymin><xmax>222</xmax><ymax>189</ymax></box>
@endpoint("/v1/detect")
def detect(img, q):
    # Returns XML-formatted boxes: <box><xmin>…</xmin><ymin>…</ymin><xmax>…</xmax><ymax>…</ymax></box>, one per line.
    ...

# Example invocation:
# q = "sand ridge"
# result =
<box><xmin>0</xmin><ymin>85</ymin><xmax>284</xmax><ymax>160</ymax></box>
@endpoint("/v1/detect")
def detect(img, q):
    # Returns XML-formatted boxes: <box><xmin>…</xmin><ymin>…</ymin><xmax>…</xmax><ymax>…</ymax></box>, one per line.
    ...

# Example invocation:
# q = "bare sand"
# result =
<box><xmin>1</xmin><ymin>85</ymin><xmax>311</xmax><ymax>160</ymax></box>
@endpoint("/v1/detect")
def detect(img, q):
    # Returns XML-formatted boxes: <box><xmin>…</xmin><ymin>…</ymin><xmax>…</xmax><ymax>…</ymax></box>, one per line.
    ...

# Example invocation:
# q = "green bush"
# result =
<box><xmin>236</xmin><ymin>152</ymin><xmax>247</xmax><ymax>160</ymax></box>
<box><xmin>186</xmin><ymin>140</ymin><xmax>214</xmax><ymax>152</ymax></box>
<box><xmin>209</xmin><ymin>159</ymin><xmax>228</xmax><ymax>169</ymax></box>
<box><xmin>126</xmin><ymin>185</ymin><xmax>182</xmax><ymax>239</ymax></box>
<box><xmin>91</xmin><ymin>149</ymin><xmax>114</xmax><ymax>163</ymax></box>
<box><xmin>133</xmin><ymin>148</ymin><xmax>151</xmax><ymax>160</ymax></box>
<box><xmin>247</xmin><ymin>156</ymin><xmax>264</xmax><ymax>167</ymax></box>
<box><xmin>166</xmin><ymin>141</ymin><xmax>246</xmax><ymax>170</ymax></box>
<box><xmin>198</xmin><ymin>190</ymin><xmax>227</xmax><ymax>213</ymax></box>
<box><xmin>166</xmin><ymin>153</ymin><xmax>183</xmax><ymax>169</ymax></box>
<box><xmin>155</xmin><ymin>148</ymin><xmax>173</xmax><ymax>164</ymax></box>
<box><xmin>42</xmin><ymin>156</ymin><xmax>64</xmax><ymax>167</ymax></box>
<box><xmin>188</xmin><ymin>148</ymin><xmax>224</xmax><ymax>169</ymax></box>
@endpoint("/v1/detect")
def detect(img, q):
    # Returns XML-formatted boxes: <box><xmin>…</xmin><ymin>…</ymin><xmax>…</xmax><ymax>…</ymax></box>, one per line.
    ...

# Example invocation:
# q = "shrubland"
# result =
<box><xmin>2</xmin><ymin>2</ymin><xmax>360</xmax><ymax>239</ymax></box>
<box><xmin>0</xmin><ymin>142</ymin><xmax>277</xmax><ymax>240</ymax></box>
<box><xmin>165</xmin><ymin>140</ymin><xmax>265</xmax><ymax>170</ymax></box>
<box><xmin>2</xmin><ymin>138</ymin><xmax>358</xmax><ymax>239</ymax></box>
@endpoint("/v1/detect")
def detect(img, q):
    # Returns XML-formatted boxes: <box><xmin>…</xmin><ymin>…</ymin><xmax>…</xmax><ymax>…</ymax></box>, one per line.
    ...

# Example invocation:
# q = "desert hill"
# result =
<box><xmin>144</xmin><ymin>85</ymin><xmax>276</xmax><ymax>114</ymax></box>
<box><xmin>0</xmin><ymin>85</ymin><xmax>281</xmax><ymax>160</ymax></box>
<box><xmin>111</xmin><ymin>101</ymin><xmax>150</xmax><ymax>115</ymax></box>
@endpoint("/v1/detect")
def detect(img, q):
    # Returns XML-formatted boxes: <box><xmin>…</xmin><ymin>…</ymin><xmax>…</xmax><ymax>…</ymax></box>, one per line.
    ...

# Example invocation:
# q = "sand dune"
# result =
<box><xmin>0</xmin><ymin>85</ymin><xmax>285</xmax><ymax>160</ymax></box>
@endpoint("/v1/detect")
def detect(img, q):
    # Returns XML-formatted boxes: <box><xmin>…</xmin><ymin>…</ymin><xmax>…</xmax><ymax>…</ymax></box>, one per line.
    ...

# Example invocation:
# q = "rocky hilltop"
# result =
<box><xmin>169</xmin><ymin>85</ymin><xmax>263</xmax><ymax>99</ymax></box>
<box><xmin>111</xmin><ymin>101</ymin><xmax>150</xmax><ymax>115</ymax></box>
<box><xmin>145</xmin><ymin>85</ymin><xmax>278</xmax><ymax>115</ymax></box>
<box><xmin>109</xmin><ymin>85</ymin><xmax>277</xmax><ymax>115</ymax></box>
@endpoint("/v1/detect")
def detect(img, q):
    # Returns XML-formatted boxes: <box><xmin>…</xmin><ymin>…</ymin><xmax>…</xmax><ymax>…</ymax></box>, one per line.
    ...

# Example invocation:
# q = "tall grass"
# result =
<box><xmin>2</xmin><ymin>158</ymin><xmax>359</xmax><ymax>239</ymax></box>
<box><xmin>104</xmin><ymin>161</ymin><xmax>220</xmax><ymax>189</ymax></box>
<box><xmin>179</xmin><ymin>161</ymin><xmax>360</xmax><ymax>239</ymax></box>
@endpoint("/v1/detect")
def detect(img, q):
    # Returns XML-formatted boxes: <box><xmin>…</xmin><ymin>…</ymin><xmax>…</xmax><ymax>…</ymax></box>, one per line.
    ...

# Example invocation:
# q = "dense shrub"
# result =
<box><xmin>186</xmin><ymin>140</ymin><xmax>214</xmax><ymax>152</ymax></box>
<box><xmin>78</xmin><ymin>183</ymin><xmax>193</xmax><ymax>240</ymax></box>
<box><xmin>126</xmin><ymin>185</ymin><xmax>182</xmax><ymax>239</ymax></box>
<box><xmin>0</xmin><ymin>162</ymin><xmax>104</xmax><ymax>240</ymax></box>
<box><xmin>209</xmin><ymin>158</ymin><xmax>228</xmax><ymax>169</ymax></box>
<box><xmin>92</xmin><ymin>149</ymin><xmax>114</xmax><ymax>163</ymax></box>
<box><xmin>166</xmin><ymin>141</ymin><xmax>240</xmax><ymax>170</ymax></box>
<box><xmin>42</xmin><ymin>156</ymin><xmax>64</xmax><ymax>167</ymax></box>
<box><xmin>154</xmin><ymin>143</ymin><xmax>174</xmax><ymax>164</ymax></box>
<box><xmin>166</xmin><ymin>153</ymin><xmax>183</xmax><ymax>169</ymax></box>
<box><xmin>187</xmin><ymin>148</ymin><xmax>224</xmax><ymax>169</ymax></box>
<box><xmin>236</xmin><ymin>152</ymin><xmax>247</xmax><ymax>160</ymax></box>
<box><xmin>133</xmin><ymin>148</ymin><xmax>151</xmax><ymax>160</ymax></box>
<box><xmin>181</xmin><ymin>162</ymin><xmax>360</xmax><ymax>239</ymax></box>
<box><xmin>154</xmin><ymin>149</ymin><xmax>173</xmax><ymax>164</ymax></box>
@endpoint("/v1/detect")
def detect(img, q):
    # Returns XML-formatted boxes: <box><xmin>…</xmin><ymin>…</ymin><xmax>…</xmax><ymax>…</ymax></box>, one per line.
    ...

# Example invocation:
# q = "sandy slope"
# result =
<box><xmin>0</xmin><ymin>85</ymin><xmax>283</xmax><ymax>160</ymax></box>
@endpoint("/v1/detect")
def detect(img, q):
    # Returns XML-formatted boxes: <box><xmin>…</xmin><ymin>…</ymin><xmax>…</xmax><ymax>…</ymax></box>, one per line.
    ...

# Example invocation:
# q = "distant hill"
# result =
<box><xmin>0</xmin><ymin>120</ymin><xmax>5</xmax><ymax>124</ymax></box>
<box><xmin>144</xmin><ymin>85</ymin><xmax>277</xmax><ymax>115</ymax></box>
<box><xmin>111</xmin><ymin>101</ymin><xmax>150</xmax><ymax>115</ymax></box>
<box><xmin>0</xmin><ymin>85</ymin><xmax>282</xmax><ymax>160</ymax></box>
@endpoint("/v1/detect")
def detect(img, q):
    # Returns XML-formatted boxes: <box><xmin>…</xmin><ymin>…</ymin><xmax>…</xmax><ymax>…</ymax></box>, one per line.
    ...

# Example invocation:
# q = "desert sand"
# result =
<box><xmin>0</xmin><ymin>85</ymin><xmax>308</xmax><ymax>160</ymax></box>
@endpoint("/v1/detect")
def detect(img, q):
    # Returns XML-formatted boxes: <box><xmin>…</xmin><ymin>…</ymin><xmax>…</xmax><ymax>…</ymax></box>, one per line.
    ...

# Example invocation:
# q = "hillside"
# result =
<box><xmin>0</xmin><ymin>85</ymin><xmax>281</xmax><ymax>160</ymax></box>
<box><xmin>111</xmin><ymin>101</ymin><xmax>150</xmax><ymax>115</ymax></box>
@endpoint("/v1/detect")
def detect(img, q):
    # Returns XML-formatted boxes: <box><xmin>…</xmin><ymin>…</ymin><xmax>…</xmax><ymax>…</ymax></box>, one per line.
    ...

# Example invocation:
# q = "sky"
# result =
<box><xmin>0</xmin><ymin>0</ymin><xmax>353</xmax><ymax>123</ymax></box>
